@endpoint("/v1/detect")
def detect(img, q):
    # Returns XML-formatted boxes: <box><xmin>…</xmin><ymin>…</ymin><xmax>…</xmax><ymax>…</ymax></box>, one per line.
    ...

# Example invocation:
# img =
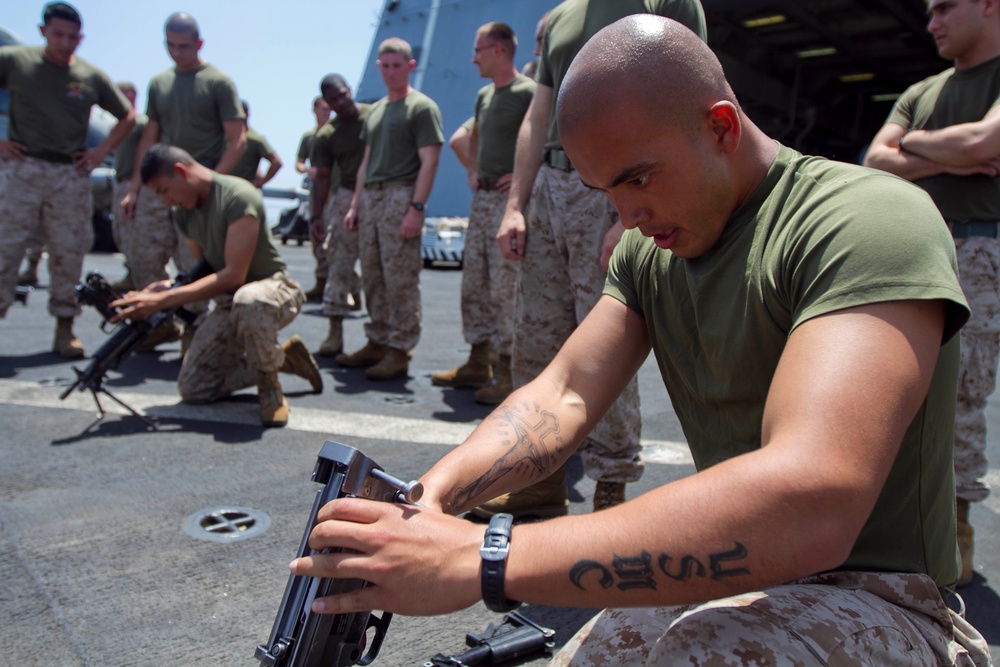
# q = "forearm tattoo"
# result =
<box><xmin>454</xmin><ymin>402</ymin><xmax>563</xmax><ymax>508</ymax></box>
<box><xmin>569</xmin><ymin>542</ymin><xmax>751</xmax><ymax>592</ymax></box>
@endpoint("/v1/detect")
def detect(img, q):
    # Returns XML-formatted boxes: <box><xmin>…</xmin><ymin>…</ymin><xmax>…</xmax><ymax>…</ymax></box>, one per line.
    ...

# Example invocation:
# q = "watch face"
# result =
<box><xmin>411</xmin><ymin>202</ymin><xmax>424</xmax><ymax>211</ymax></box>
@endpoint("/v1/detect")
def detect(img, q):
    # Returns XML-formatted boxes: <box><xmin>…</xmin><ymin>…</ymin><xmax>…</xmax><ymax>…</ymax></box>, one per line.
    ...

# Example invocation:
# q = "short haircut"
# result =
<box><xmin>140</xmin><ymin>143</ymin><xmax>194</xmax><ymax>185</ymax></box>
<box><xmin>164</xmin><ymin>12</ymin><xmax>200</xmax><ymax>39</ymax></box>
<box><xmin>117</xmin><ymin>81</ymin><xmax>136</xmax><ymax>96</ymax></box>
<box><xmin>42</xmin><ymin>2</ymin><xmax>81</xmax><ymax>27</ymax></box>
<box><xmin>378</xmin><ymin>37</ymin><xmax>412</xmax><ymax>60</ymax></box>
<box><xmin>320</xmin><ymin>73</ymin><xmax>350</xmax><ymax>95</ymax></box>
<box><xmin>477</xmin><ymin>22</ymin><xmax>517</xmax><ymax>57</ymax></box>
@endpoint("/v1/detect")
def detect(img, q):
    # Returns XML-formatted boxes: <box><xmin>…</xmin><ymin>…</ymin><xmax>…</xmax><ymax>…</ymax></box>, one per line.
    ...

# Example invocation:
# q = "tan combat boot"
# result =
<box><xmin>280</xmin><ymin>334</ymin><xmax>324</xmax><ymax>393</ymax></box>
<box><xmin>365</xmin><ymin>347</ymin><xmax>409</xmax><ymax>381</ymax></box>
<box><xmin>593</xmin><ymin>481</ymin><xmax>627</xmax><ymax>511</ymax></box>
<box><xmin>474</xmin><ymin>354</ymin><xmax>512</xmax><ymax>405</ymax></box>
<box><xmin>257</xmin><ymin>370</ymin><xmax>289</xmax><ymax>427</ymax></box>
<box><xmin>431</xmin><ymin>341</ymin><xmax>492</xmax><ymax>388</ymax></box>
<box><xmin>317</xmin><ymin>317</ymin><xmax>343</xmax><ymax>357</ymax></box>
<box><xmin>304</xmin><ymin>277</ymin><xmax>326</xmax><ymax>302</ymax></box>
<box><xmin>136</xmin><ymin>319</ymin><xmax>182</xmax><ymax>352</ymax></box>
<box><xmin>336</xmin><ymin>339</ymin><xmax>387</xmax><ymax>368</ymax></box>
<box><xmin>957</xmin><ymin>498</ymin><xmax>975</xmax><ymax>587</ymax></box>
<box><xmin>469</xmin><ymin>465</ymin><xmax>569</xmax><ymax>521</ymax></box>
<box><xmin>54</xmin><ymin>317</ymin><xmax>85</xmax><ymax>359</ymax></box>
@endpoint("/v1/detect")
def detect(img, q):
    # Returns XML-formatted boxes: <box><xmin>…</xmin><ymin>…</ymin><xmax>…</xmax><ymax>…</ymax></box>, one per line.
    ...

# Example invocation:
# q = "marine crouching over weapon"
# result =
<box><xmin>256</xmin><ymin>441</ymin><xmax>424</xmax><ymax>667</ymax></box>
<box><xmin>59</xmin><ymin>260</ymin><xmax>210</xmax><ymax>428</ymax></box>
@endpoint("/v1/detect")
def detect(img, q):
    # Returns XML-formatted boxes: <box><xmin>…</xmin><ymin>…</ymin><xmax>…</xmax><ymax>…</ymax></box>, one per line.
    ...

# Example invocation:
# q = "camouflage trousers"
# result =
<box><xmin>551</xmin><ymin>571</ymin><xmax>992</xmax><ymax>666</ymax></box>
<box><xmin>112</xmin><ymin>181</ymin><xmax>199</xmax><ymax>291</ymax></box>
<box><xmin>462</xmin><ymin>189</ymin><xmax>518</xmax><ymax>356</ymax></box>
<box><xmin>311</xmin><ymin>197</ymin><xmax>329</xmax><ymax>284</ymax></box>
<box><xmin>953</xmin><ymin>234</ymin><xmax>999</xmax><ymax>503</ymax></box>
<box><xmin>358</xmin><ymin>183</ymin><xmax>421</xmax><ymax>351</ymax></box>
<box><xmin>517</xmin><ymin>165</ymin><xmax>642</xmax><ymax>483</ymax></box>
<box><xmin>178</xmin><ymin>272</ymin><xmax>304</xmax><ymax>403</ymax></box>
<box><xmin>0</xmin><ymin>157</ymin><xmax>92</xmax><ymax>318</ymax></box>
<box><xmin>321</xmin><ymin>187</ymin><xmax>361</xmax><ymax>318</ymax></box>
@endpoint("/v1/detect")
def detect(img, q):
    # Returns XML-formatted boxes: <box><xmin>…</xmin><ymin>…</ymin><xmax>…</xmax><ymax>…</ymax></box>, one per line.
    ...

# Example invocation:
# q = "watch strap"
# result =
<box><xmin>480</xmin><ymin>513</ymin><xmax>521</xmax><ymax>612</ymax></box>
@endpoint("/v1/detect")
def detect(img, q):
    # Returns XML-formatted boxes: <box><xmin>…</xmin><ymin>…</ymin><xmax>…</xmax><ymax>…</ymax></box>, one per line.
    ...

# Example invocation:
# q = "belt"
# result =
<box><xmin>24</xmin><ymin>151</ymin><xmax>75</xmax><ymax>165</ymax></box>
<box><xmin>365</xmin><ymin>179</ymin><xmax>415</xmax><ymax>191</ymax></box>
<box><xmin>542</xmin><ymin>148</ymin><xmax>574</xmax><ymax>172</ymax></box>
<box><xmin>477</xmin><ymin>178</ymin><xmax>502</xmax><ymax>192</ymax></box>
<box><xmin>948</xmin><ymin>220</ymin><xmax>999</xmax><ymax>239</ymax></box>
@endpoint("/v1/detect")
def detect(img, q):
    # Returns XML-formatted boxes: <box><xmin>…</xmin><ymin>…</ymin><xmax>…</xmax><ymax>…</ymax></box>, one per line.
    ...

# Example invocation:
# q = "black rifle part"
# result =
<box><xmin>424</xmin><ymin>611</ymin><xmax>557</xmax><ymax>667</ymax></box>
<box><xmin>255</xmin><ymin>441</ymin><xmax>424</xmax><ymax>667</ymax></box>
<box><xmin>59</xmin><ymin>259</ymin><xmax>213</xmax><ymax>430</ymax></box>
<box><xmin>15</xmin><ymin>284</ymin><xmax>33</xmax><ymax>305</ymax></box>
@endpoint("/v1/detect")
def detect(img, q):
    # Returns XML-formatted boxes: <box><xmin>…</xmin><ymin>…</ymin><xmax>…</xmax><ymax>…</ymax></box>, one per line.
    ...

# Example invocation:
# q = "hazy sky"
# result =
<box><xmin>3</xmin><ymin>0</ymin><xmax>386</xmax><ymax>189</ymax></box>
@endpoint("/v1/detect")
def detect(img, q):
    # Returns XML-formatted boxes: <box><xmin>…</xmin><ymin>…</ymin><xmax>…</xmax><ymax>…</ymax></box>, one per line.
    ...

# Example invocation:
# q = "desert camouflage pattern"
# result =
<box><xmin>462</xmin><ymin>188</ymin><xmax>518</xmax><ymax>356</ymax></box>
<box><xmin>112</xmin><ymin>181</ymin><xmax>200</xmax><ymax>291</ymax></box>
<box><xmin>953</xmin><ymin>232</ymin><xmax>1000</xmax><ymax>503</ymax></box>
<box><xmin>313</xmin><ymin>197</ymin><xmax>330</xmax><ymax>284</ymax></box>
<box><xmin>551</xmin><ymin>571</ymin><xmax>992</xmax><ymax>666</ymax></box>
<box><xmin>0</xmin><ymin>157</ymin><xmax>92</xmax><ymax>318</ymax></box>
<box><xmin>178</xmin><ymin>272</ymin><xmax>304</xmax><ymax>403</ymax></box>
<box><xmin>321</xmin><ymin>186</ymin><xmax>361</xmax><ymax>318</ymax></box>
<box><xmin>358</xmin><ymin>183</ymin><xmax>422</xmax><ymax>351</ymax></box>
<box><xmin>516</xmin><ymin>164</ymin><xmax>643</xmax><ymax>483</ymax></box>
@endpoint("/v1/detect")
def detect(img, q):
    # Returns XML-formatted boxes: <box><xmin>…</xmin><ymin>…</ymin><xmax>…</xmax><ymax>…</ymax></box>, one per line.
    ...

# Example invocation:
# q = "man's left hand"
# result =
<box><xmin>72</xmin><ymin>148</ymin><xmax>106</xmax><ymax>175</ymax></box>
<box><xmin>290</xmin><ymin>497</ymin><xmax>484</xmax><ymax>616</ymax></box>
<box><xmin>400</xmin><ymin>208</ymin><xmax>424</xmax><ymax>239</ymax></box>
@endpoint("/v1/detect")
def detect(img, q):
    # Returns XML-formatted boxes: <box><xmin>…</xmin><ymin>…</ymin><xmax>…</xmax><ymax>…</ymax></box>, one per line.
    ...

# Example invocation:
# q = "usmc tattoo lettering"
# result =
<box><xmin>569</xmin><ymin>543</ymin><xmax>750</xmax><ymax>592</ymax></box>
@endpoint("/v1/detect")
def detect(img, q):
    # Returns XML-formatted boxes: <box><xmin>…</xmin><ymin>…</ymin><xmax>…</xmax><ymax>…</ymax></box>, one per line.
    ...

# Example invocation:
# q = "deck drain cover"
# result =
<box><xmin>184</xmin><ymin>507</ymin><xmax>270</xmax><ymax>543</ymax></box>
<box><xmin>383</xmin><ymin>394</ymin><xmax>416</xmax><ymax>405</ymax></box>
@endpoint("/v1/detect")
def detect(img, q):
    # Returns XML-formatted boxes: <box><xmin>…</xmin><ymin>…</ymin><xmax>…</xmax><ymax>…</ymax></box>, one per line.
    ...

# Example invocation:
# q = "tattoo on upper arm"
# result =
<box><xmin>453</xmin><ymin>403</ymin><xmax>563</xmax><ymax>507</ymax></box>
<box><xmin>569</xmin><ymin>542</ymin><xmax>750</xmax><ymax>592</ymax></box>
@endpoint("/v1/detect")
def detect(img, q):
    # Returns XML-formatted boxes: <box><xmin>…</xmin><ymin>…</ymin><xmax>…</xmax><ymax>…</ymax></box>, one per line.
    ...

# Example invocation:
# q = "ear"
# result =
<box><xmin>408</xmin><ymin>59</ymin><xmax>417</xmax><ymax>71</ymax></box>
<box><xmin>707</xmin><ymin>101</ymin><xmax>741</xmax><ymax>154</ymax></box>
<box><xmin>173</xmin><ymin>162</ymin><xmax>190</xmax><ymax>181</ymax></box>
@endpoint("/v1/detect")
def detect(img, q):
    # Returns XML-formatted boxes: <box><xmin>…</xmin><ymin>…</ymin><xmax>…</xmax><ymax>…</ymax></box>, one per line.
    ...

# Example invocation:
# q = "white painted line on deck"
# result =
<box><xmin>0</xmin><ymin>378</ymin><xmax>694</xmax><ymax>464</ymax></box>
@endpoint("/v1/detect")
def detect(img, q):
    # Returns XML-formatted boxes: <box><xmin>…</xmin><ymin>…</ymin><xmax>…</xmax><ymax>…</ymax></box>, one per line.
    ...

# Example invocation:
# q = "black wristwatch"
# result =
<box><xmin>410</xmin><ymin>201</ymin><xmax>425</xmax><ymax>212</ymax></box>
<box><xmin>480</xmin><ymin>513</ymin><xmax>521</xmax><ymax>612</ymax></box>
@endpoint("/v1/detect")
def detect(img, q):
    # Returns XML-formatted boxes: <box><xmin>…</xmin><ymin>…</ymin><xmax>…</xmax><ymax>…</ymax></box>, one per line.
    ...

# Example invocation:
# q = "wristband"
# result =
<box><xmin>480</xmin><ymin>513</ymin><xmax>521</xmax><ymax>612</ymax></box>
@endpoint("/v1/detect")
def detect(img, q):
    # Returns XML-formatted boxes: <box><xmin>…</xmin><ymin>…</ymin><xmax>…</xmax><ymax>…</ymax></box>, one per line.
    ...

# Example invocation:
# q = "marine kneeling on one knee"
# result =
<box><xmin>110</xmin><ymin>143</ymin><xmax>322</xmax><ymax>427</ymax></box>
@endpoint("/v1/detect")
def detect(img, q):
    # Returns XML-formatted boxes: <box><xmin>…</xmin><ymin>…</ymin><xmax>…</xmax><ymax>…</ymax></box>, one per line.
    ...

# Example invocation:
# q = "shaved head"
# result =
<box><xmin>558</xmin><ymin>15</ymin><xmax>737</xmax><ymax>139</ymax></box>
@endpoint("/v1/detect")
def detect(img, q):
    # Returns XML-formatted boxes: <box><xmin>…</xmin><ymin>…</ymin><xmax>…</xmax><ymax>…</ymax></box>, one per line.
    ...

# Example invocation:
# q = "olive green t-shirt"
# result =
<box><xmin>537</xmin><ymin>0</ymin><xmax>707</xmax><ymax>151</ymax></box>
<box><xmin>474</xmin><ymin>74</ymin><xmax>536</xmax><ymax>180</ymax></box>
<box><xmin>362</xmin><ymin>90</ymin><xmax>443</xmax><ymax>183</ymax></box>
<box><xmin>886</xmin><ymin>55</ymin><xmax>1000</xmax><ymax>222</ymax></box>
<box><xmin>145</xmin><ymin>62</ymin><xmax>245</xmax><ymax>166</ymax></box>
<box><xmin>114</xmin><ymin>113</ymin><xmax>147</xmax><ymax>181</ymax></box>
<box><xmin>0</xmin><ymin>46</ymin><xmax>130</xmax><ymax>160</ymax></box>
<box><xmin>312</xmin><ymin>103</ymin><xmax>371</xmax><ymax>191</ymax></box>
<box><xmin>230</xmin><ymin>127</ymin><xmax>275</xmax><ymax>183</ymax></box>
<box><xmin>172</xmin><ymin>173</ymin><xmax>285</xmax><ymax>283</ymax></box>
<box><xmin>606</xmin><ymin>145</ymin><xmax>969</xmax><ymax>587</ymax></box>
<box><xmin>297</xmin><ymin>128</ymin><xmax>316</xmax><ymax>163</ymax></box>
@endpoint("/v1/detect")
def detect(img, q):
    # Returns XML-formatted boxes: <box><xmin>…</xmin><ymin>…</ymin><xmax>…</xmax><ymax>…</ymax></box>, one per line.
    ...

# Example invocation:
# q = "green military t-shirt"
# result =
<box><xmin>474</xmin><ymin>74</ymin><xmax>536</xmax><ymax>180</ymax></box>
<box><xmin>0</xmin><ymin>46</ymin><xmax>130</xmax><ymax>160</ymax></box>
<box><xmin>537</xmin><ymin>0</ymin><xmax>707</xmax><ymax>151</ymax></box>
<box><xmin>230</xmin><ymin>127</ymin><xmax>275</xmax><ymax>183</ymax></box>
<box><xmin>114</xmin><ymin>113</ymin><xmax>147</xmax><ymax>181</ymax></box>
<box><xmin>312</xmin><ymin>103</ymin><xmax>371</xmax><ymax>191</ymax></box>
<box><xmin>145</xmin><ymin>63</ymin><xmax>244</xmax><ymax>166</ymax></box>
<box><xmin>362</xmin><ymin>90</ymin><xmax>443</xmax><ymax>183</ymax></box>
<box><xmin>172</xmin><ymin>173</ymin><xmax>285</xmax><ymax>283</ymax></box>
<box><xmin>297</xmin><ymin>128</ymin><xmax>316</xmax><ymax>163</ymax></box>
<box><xmin>886</xmin><ymin>54</ymin><xmax>1000</xmax><ymax>222</ymax></box>
<box><xmin>605</xmin><ymin>145</ymin><xmax>970</xmax><ymax>587</ymax></box>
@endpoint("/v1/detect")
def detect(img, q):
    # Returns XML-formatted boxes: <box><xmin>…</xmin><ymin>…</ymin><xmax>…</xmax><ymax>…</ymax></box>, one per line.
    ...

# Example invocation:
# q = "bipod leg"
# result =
<box><xmin>91</xmin><ymin>385</ymin><xmax>159</xmax><ymax>431</ymax></box>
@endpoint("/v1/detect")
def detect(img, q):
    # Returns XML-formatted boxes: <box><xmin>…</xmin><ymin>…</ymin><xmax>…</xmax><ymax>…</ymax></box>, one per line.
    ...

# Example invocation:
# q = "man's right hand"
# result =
<box><xmin>310</xmin><ymin>216</ymin><xmax>327</xmax><ymax>245</ymax></box>
<box><xmin>0</xmin><ymin>139</ymin><xmax>27</xmax><ymax>161</ymax></box>
<box><xmin>497</xmin><ymin>208</ymin><xmax>527</xmax><ymax>260</ymax></box>
<box><xmin>120</xmin><ymin>186</ymin><xmax>140</xmax><ymax>221</ymax></box>
<box><xmin>344</xmin><ymin>207</ymin><xmax>359</xmax><ymax>233</ymax></box>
